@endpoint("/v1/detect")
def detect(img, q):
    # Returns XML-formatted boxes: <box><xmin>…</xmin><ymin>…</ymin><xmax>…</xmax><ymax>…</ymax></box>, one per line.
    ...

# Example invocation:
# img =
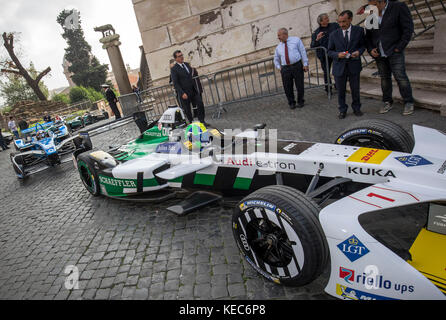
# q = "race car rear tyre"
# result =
<box><xmin>334</xmin><ymin>119</ymin><xmax>414</xmax><ymax>153</ymax></box>
<box><xmin>233</xmin><ymin>185</ymin><xmax>329</xmax><ymax>287</ymax></box>
<box><xmin>77</xmin><ymin>153</ymin><xmax>100</xmax><ymax>196</ymax></box>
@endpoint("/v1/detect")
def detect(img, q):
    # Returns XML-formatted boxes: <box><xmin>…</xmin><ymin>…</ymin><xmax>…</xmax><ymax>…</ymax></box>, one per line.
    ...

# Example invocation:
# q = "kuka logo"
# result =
<box><xmin>348</xmin><ymin>167</ymin><xmax>396</xmax><ymax>178</ymax></box>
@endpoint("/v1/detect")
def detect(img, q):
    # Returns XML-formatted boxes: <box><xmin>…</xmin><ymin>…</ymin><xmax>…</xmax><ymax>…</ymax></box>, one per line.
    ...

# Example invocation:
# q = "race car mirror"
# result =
<box><xmin>427</xmin><ymin>202</ymin><xmax>446</xmax><ymax>235</ymax></box>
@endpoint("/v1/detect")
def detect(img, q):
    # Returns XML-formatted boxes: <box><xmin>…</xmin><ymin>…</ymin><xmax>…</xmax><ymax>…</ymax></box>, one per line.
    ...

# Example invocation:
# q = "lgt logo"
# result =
<box><xmin>337</xmin><ymin>235</ymin><xmax>370</xmax><ymax>262</ymax></box>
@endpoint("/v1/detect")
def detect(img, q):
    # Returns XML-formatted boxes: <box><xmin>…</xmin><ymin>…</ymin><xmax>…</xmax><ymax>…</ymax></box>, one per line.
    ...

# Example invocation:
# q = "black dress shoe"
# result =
<box><xmin>354</xmin><ymin>110</ymin><xmax>364</xmax><ymax>117</ymax></box>
<box><xmin>297</xmin><ymin>102</ymin><xmax>304</xmax><ymax>108</ymax></box>
<box><xmin>289</xmin><ymin>103</ymin><xmax>296</xmax><ymax>109</ymax></box>
<box><xmin>338</xmin><ymin>112</ymin><xmax>346</xmax><ymax>119</ymax></box>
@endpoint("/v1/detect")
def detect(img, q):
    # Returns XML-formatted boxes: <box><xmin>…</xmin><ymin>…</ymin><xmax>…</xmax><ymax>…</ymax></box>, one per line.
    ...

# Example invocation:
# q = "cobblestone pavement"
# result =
<box><xmin>0</xmin><ymin>89</ymin><xmax>444</xmax><ymax>300</ymax></box>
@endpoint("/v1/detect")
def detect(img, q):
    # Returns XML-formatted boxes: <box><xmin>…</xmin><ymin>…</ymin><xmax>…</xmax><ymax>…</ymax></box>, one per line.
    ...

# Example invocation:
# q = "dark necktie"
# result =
<box><xmin>344</xmin><ymin>30</ymin><xmax>349</xmax><ymax>47</ymax></box>
<box><xmin>284</xmin><ymin>41</ymin><xmax>290</xmax><ymax>65</ymax></box>
<box><xmin>182</xmin><ymin>64</ymin><xmax>189</xmax><ymax>74</ymax></box>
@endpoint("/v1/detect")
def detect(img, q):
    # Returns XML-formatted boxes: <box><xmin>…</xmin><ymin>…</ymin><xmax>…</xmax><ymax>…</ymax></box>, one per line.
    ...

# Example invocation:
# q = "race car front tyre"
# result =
<box><xmin>233</xmin><ymin>185</ymin><xmax>329</xmax><ymax>287</ymax></box>
<box><xmin>335</xmin><ymin>119</ymin><xmax>414</xmax><ymax>153</ymax></box>
<box><xmin>77</xmin><ymin>153</ymin><xmax>100</xmax><ymax>196</ymax></box>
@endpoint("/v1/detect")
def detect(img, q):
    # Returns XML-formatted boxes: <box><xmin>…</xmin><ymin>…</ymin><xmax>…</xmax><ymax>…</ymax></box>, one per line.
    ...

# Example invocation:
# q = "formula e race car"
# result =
<box><xmin>66</xmin><ymin>110</ymin><xmax>110</xmax><ymax>132</ymax></box>
<box><xmin>11</xmin><ymin>120</ymin><xmax>92</xmax><ymax>178</ymax></box>
<box><xmin>74</xmin><ymin>106</ymin><xmax>446</xmax><ymax>300</ymax></box>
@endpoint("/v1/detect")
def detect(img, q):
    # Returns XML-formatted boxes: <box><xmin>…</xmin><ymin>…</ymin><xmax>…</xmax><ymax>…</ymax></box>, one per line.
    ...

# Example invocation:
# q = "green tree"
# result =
<box><xmin>56</xmin><ymin>9</ymin><xmax>108</xmax><ymax>91</ymax></box>
<box><xmin>51</xmin><ymin>93</ymin><xmax>70</xmax><ymax>104</ymax></box>
<box><xmin>1</xmin><ymin>32</ymin><xmax>51</xmax><ymax>101</ymax></box>
<box><xmin>69</xmin><ymin>86</ymin><xmax>104</xmax><ymax>104</ymax></box>
<box><xmin>0</xmin><ymin>61</ymin><xmax>49</xmax><ymax>107</ymax></box>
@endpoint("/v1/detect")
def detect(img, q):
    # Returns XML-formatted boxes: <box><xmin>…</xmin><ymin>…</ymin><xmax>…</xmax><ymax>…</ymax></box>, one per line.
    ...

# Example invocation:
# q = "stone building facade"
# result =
<box><xmin>132</xmin><ymin>0</ymin><xmax>362</xmax><ymax>86</ymax></box>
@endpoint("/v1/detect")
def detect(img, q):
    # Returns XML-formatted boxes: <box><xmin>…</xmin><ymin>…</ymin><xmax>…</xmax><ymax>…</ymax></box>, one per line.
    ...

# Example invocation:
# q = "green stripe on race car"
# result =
<box><xmin>193</xmin><ymin>173</ymin><xmax>216</xmax><ymax>186</ymax></box>
<box><xmin>233</xmin><ymin>177</ymin><xmax>252</xmax><ymax>190</ymax></box>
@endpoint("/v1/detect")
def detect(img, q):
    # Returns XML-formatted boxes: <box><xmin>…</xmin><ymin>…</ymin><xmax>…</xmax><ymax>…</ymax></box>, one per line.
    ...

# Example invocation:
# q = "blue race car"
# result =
<box><xmin>10</xmin><ymin>120</ymin><xmax>92</xmax><ymax>179</ymax></box>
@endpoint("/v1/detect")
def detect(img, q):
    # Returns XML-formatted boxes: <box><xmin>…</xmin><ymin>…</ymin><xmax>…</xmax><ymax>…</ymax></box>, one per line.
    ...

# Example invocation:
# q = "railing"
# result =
<box><xmin>118</xmin><ymin>47</ymin><xmax>331</xmax><ymax>120</ymax></box>
<box><xmin>409</xmin><ymin>0</ymin><xmax>446</xmax><ymax>39</ymax></box>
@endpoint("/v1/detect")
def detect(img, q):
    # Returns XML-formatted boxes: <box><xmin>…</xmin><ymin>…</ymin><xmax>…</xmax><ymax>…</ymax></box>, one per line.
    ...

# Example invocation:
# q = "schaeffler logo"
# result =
<box><xmin>63</xmin><ymin>8</ymin><xmax>80</xmax><ymax>30</ymax></box>
<box><xmin>64</xmin><ymin>265</ymin><xmax>79</xmax><ymax>290</ymax></box>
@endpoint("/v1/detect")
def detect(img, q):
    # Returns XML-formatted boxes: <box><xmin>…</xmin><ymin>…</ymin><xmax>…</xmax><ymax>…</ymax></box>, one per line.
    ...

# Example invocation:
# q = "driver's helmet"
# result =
<box><xmin>184</xmin><ymin>122</ymin><xmax>211</xmax><ymax>151</ymax></box>
<box><xmin>36</xmin><ymin>130</ymin><xmax>46</xmax><ymax>140</ymax></box>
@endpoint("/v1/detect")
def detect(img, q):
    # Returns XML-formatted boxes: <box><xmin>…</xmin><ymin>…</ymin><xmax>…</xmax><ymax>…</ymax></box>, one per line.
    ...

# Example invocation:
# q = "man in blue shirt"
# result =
<box><xmin>274</xmin><ymin>28</ymin><xmax>309</xmax><ymax>109</ymax></box>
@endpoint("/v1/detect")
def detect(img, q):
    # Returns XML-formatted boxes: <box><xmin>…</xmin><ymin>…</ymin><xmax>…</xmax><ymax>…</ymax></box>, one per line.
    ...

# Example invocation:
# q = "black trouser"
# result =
<box><xmin>280</xmin><ymin>60</ymin><xmax>304</xmax><ymax>106</ymax></box>
<box><xmin>319</xmin><ymin>56</ymin><xmax>333</xmax><ymax>91</ymax></box>
<box><xmin>109</xmin><ymin>102</ymin><xmax>122</xmax><ymax>119</ymax></box>
<box><xmin>0</xmin><ymin>135</ymin><xmax>7</xmax><ymax>150</ymax></box>
<box><xmin>375</xmin><ymin>51</ymin><xmax>414</xmax><ymax>104</ymax></box>
<box><xmin>180</xmin><ymin>91</ymin><xmax>205</xmax><ymax>123</ymax></box>
<box><xmin>335</xmin><ymin>67</ymin><xmax>361</xmax><ymax>113</ymax></box>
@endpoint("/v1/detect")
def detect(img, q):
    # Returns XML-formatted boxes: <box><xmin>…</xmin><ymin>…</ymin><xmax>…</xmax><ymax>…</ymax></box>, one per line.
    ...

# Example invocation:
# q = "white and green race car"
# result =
<box><xmin>74</xmin><ymin>106</ymin><xmax>446</xmax><ymax>300</ymax></box>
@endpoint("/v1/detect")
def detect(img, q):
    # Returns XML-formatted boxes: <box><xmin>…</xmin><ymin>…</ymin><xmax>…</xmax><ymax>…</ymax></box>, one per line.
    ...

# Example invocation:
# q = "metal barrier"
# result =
<box><xmin>409</xmin><ymin>0</ymin><xmax>446</xmax><ymax>39</ymax></box>
<box><xmin>211</xmin><ymin>47</ymin><xmax>331</xmax><ymax>118</ymax></box>
<box><xmin>118</xmin><ymin>47</ymin><xmax>331</xmax><ymax>120</ymax></box>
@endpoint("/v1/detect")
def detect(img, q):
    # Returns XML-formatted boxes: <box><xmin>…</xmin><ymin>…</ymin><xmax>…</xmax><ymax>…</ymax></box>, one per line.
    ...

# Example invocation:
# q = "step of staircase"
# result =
<box><xmin>360</xmin><ymin>68</ymin><xmax>446</xmax><ymax>92</ymax></box>
<box><xmin>406</xmin><ymin>38</ymin><xmax>434</xmax><ymax>53</ymax></box>
<box><xmin>359</xmin><ymin>82</ymin><xmax>446</xmax><ymax>115</ymax></box>
<box><xmin>413</xmin><ymin>13</ymin><xmax>446</xmax><ymax>29</ymax></box>
<box><xmin>413</xmin><ymin>27</ymin><xmax>435</xmax><ymax>40</ymax></box>
<box><xmin>404</xmin><ymin>0</ymin><xmax>446</xmax><ymax>11</ymax></box>
<box><xmin>405</xmin><ymin>53</ymin><xmax>446</xmax><ymax>71</ymax></box>
<box><xmin>410</xmin><ymin>3</ymin><xmax>446</xmax><ymax>19</ymax></box>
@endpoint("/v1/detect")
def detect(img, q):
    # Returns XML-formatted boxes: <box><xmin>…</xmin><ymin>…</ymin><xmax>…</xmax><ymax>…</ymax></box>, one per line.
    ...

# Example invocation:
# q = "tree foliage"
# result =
<box><xmin>69</xmin><ymin>86</ymin><xmax>104</xmax><ymax>104</ymax></box>
<box><xmin>57</xmin><ymin>9</ymin><xmax>108</xmax><ymax>91</ymax></box>
<box><xmin>0</xmin><ymin>61</ymin><xmax>49</xmax><ymax>107</ymax></box>
<box><xmin>1</xmin><ymin>32</ymin><xmax>51</xmax><ymax>101</ymax></box>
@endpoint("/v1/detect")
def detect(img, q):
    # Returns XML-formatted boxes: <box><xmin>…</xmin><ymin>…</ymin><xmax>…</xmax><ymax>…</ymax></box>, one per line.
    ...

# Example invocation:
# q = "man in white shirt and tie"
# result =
<box><xmin>170</xmin><ymin>50</ymin><xmax>206</xmax><ymax>124</ymax></box>
<box><xmin>274</xmin><ymin>28</ymin><xmax>309</xmax><ymax>109</ymax></box>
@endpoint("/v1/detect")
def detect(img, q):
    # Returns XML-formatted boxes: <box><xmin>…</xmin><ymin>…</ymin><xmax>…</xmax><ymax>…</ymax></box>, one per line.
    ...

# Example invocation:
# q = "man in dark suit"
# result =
<box><xmin>311</xmin><ymin>13</ymin><xmax>340</xmax><ymax>94</ymax></box>
<box><xmin>365</xmin><ymin>0</ymin><xmax>415</xmax><ymax>115</ymax></box>
<box><xmin>103</xmin><ymin>85</ymin><xmax>122</xmax><ymax>119</ymax></box>
<box><xmin>170</xmin><ymin>50</ymin><xmax>205</xmax><ymax>124</ymax></box>
<box><xmin>328</xmin><ymin>10</ymin><xmax>366</xmax><ymax>119</ymax></box>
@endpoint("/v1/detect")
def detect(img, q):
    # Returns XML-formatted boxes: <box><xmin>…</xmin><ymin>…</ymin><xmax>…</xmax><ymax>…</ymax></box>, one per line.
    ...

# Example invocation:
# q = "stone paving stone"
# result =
<box><xmin>1</xmin><ymin>91</ymin><xmax>443</xmax><ymax>301</ymax></box>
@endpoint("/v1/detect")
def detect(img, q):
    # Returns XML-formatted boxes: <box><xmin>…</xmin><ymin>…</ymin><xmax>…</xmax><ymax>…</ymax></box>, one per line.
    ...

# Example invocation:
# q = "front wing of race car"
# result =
<box><xmin>321</xmin><ymin>181</ymin><xmax>446</xmax><ymax>300</ymax></box>
<box><xmin>11</xmin><ymin>132</ymin><xmax>91</xmax><ymax>178</ymax></box>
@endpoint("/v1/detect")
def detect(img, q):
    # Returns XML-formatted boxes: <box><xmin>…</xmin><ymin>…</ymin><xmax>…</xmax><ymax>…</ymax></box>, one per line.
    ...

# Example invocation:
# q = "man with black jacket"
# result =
<box><xmin>103</xmin><ymin>85</ymin><xmax>122</xmax><ymax>119</ymax></box>
<box><xmin>328</xmin><ymin>10</ymin><xmax>366</xmax><ymax>119</ymax></box>
<box><xmin>170</xmin><ymin>50</ymin><xmax>205</xmax><ymax>124</ymax></box>
<box><xmin>365</xmin><ymin>0</ymin><xmax>415</xmax><ymax>115</ymax></box>
<box><xmin>0</xmin><ymin>127</ymin><xmax>9</xmax><ymax>151</ymax></box>
<box><xmin>311</xmin><ymin>13</ymin><xmax>340</xmax><ymax>94</ymax></box>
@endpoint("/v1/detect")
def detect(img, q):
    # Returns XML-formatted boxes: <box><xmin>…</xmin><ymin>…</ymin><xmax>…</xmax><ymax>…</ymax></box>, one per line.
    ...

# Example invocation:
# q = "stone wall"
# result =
<box><xmin>133</xmin><ymin>0</ymin><xmax>356</xmax><ymax>86</ymax></box>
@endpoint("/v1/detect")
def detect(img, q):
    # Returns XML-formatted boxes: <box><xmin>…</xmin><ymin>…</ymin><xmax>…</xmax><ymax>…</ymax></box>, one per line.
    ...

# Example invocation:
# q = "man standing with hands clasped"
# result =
<box><xmin>170</xmin><ymin>50</ymin><xmax>206</xmax><ymax>125</ymax></box>
<box><xmin>328</xmin><ymin>10</ymin><xmax>366</xmax><ymax>119</ymax></box>
<box><xmin>274</xmin><ymin>28</ymin><xmax>309</xmax><ymax>109</ymax></box>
